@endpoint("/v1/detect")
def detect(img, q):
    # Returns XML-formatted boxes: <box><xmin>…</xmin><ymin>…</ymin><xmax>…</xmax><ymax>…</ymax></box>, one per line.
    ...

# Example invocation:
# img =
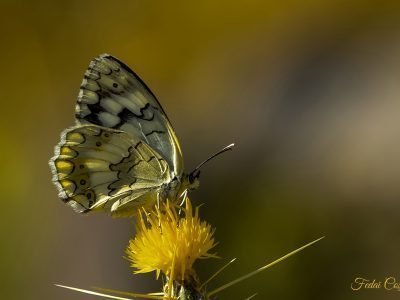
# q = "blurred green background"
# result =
<box><xmin>2</xmin><ymin>1</ymin><xmax>400</xmax><ymax>299</ymax></box>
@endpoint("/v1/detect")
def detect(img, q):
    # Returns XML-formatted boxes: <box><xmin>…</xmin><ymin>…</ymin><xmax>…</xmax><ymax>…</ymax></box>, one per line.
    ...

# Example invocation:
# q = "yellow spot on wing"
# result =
<box><xmin>55</xmin><ymin>160</ymin><xmax>74</xmax><ymax>176</ymax></box>
<box><xmin>60</xmin><ymin>146</ymin><xmax>76</xmax><ymax>157</ymax></box>
<box><xmin>60</xmin><ymin>179</ymin><xmax>76</xmax><ymax>195</ymax></box>
<box><xmin>66</xmin><ymin>132</ymin><xmax>84</xmax><ymax>143</ymax></box>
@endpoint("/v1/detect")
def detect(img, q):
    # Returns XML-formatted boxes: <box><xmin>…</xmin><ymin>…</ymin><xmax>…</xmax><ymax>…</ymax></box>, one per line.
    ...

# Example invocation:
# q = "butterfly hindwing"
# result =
<box><xmin>49</xmin><ymin>125</ymin><xmax>171</xmax><ymax>215</ymax></box>
<box><xmin>75</xmin><ymin>54</ymin><xmax>183</xmax><ymax>177</ymax></box>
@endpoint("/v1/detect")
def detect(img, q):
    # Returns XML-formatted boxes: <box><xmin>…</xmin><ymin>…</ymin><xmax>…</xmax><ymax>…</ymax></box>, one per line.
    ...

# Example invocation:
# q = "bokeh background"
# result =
<box><xmin>2</xmin><ymin>1</ymin><xmax>400</xmax><ymax>299</ymax></box>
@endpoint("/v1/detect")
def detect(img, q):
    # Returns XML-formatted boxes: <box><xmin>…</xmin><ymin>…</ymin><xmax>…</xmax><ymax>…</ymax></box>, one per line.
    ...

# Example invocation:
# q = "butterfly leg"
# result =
<box><xmin>156</xmin><ymin>193</ymin><xmax>162</xmax><ymax>228</ymax></box>
<box><xmin>156</xmin><ymin>192</ymin><xmax>161</xmax><ymax>210</ymax></box>
<box><xmin>178</xmin><ymin>189</ymin><xmax>188</xmax><ymax>216</ymax></box>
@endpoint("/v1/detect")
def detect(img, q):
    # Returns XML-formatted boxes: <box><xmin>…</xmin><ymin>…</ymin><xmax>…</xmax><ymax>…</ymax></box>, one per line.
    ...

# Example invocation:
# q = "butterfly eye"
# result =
<box><xmin>189</xmin><ymin>170</ymin><xmax>200</xmax><ymax>184</ymax></box>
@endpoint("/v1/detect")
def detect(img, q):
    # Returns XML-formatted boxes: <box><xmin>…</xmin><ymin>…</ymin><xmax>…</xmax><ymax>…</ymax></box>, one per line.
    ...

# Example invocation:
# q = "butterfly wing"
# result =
<box><xmin>75</xmin><ymin>54</ymin><xmax>183</xmax><ymax>177</ymax></box>
<box><xmin>49</xmin><ymin>125</ymin><xmax>171</xmax><ymax>216</ymax></box>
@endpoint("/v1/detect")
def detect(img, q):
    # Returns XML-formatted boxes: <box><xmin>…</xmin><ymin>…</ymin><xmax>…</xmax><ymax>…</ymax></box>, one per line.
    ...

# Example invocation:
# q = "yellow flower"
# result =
<box><xmin>126</xmin><ymin>198</ymin><xmax>217</xmax><ymax>284</ymax></box>
<box><xmin>58</xmin><ymin>203</ymin><xmax>324</xmax><ymax>300</ymax></box>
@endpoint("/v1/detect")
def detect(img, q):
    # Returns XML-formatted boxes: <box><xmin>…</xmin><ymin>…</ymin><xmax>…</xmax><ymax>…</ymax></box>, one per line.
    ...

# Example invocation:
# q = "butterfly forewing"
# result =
<box><xmin>49</xmin><ymin>125</ymin><xmax>171</xmax><ymax>215</ymax></box>
<box><xmin>75</xmin><ymin>54</ymin><xmax>183</xmax><ymax>177</ymax></box>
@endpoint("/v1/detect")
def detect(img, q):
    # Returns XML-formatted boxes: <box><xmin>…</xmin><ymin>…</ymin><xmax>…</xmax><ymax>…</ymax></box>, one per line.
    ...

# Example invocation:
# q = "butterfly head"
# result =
<box><xmin>187</xmin><ymin>169</ymin><xmax>201</xmax><ymax>191</ymax></box>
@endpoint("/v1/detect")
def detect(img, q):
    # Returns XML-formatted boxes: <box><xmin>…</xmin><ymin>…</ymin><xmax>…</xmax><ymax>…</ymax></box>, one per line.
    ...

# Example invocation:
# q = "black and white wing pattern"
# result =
<box><xmin>75</xmin><ymin>54</ymin><xmax>183</xmax><ymax>177</ymax></box>
<box><xmin>50</xmin><ymin>54</ymin><xmax>184</xmax><ymax>216</ymax></box>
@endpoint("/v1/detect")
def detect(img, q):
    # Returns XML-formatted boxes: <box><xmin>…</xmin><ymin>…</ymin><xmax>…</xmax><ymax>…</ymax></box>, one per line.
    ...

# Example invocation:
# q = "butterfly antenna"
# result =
<box><xmin>192</xmin><ymin>143</ymin><xmax>235</xmax><ymax>174</ymax></box>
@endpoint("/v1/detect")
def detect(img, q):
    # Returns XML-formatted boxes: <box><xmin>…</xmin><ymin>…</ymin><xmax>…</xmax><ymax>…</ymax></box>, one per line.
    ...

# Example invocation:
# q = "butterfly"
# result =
<box><xmin>49</xmin><ymin>54</ymin><xmax>233</xmax><ymax>217</ymax></box>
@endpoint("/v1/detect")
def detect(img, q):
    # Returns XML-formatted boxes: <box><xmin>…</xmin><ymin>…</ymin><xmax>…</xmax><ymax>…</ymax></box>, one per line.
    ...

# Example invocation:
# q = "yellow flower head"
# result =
<box><xmin>126</xmin><ymin>198</ymin><xmax>217</xmax><ymax>283</ymax></box>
